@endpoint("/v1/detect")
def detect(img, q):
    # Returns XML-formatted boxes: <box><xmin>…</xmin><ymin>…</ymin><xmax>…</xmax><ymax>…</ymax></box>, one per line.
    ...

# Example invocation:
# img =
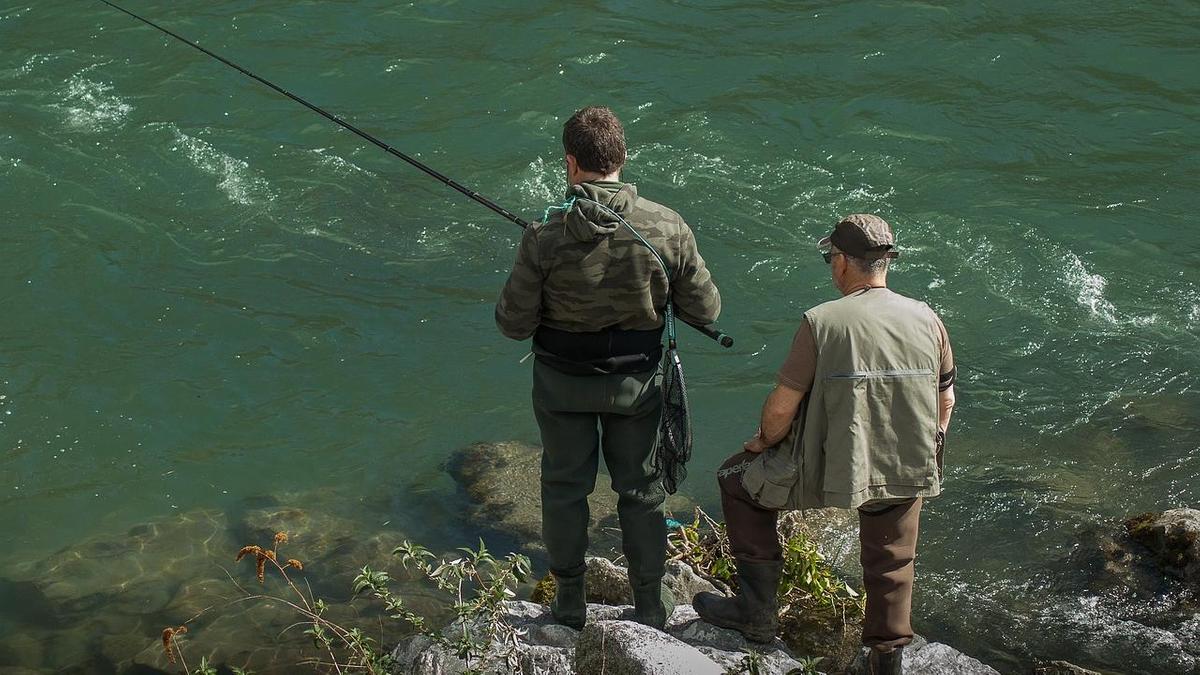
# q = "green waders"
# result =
<box><xmin>532</xmin><ymin>359</ymin><xmax>674</xmax><ymax>629</ymax></box>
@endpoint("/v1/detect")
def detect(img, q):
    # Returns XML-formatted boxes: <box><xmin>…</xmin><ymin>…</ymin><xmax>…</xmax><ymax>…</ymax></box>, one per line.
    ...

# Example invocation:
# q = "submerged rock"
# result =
<box><xmin>0</xmin><ymin>490</ymin><xmax>416</xmax><ymax>674</ymax></box>
<box><xmin>1124</xmin><ymin>508</ymin><xmax>1200</xmax><ymax>584</ymax></box>
<box><xmin>235</xmin><ymin>500</ymin><xmax>400</xmax><ymax>600</ymax></box>
<box><xmin>448</xmin><ymin>441</ymin><xmax>692</xmax><ymax>558</ymax></box>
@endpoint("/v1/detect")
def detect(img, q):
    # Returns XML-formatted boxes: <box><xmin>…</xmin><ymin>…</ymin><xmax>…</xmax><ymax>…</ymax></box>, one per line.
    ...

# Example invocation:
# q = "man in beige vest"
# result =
<box><xmin>693</xmin><ymin>214</ymin><xmax>956</xmax><ymax>675</ymax></box>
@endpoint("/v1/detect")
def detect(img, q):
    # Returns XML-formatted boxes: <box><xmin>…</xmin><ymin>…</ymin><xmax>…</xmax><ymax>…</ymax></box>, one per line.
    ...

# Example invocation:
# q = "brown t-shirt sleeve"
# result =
<box><xmin>934</xmin><ymin>312</ymin><xmax>956</xmax><ymax>390</ymax></box>
<box><xmin>777</xmin><ymin>317</ymin><xmax>817</xmax><ymax>393</ymax></box>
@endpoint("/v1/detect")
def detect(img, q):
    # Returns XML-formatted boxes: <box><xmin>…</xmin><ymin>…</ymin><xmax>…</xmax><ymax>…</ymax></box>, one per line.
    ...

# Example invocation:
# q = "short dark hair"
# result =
<box><xmin>848</xmin><ymin>255</ymin><xmax>890</xmax><ymax>275</ymax></box>
<box><xmin>562</xmin><ymin>106</ymin><xmax>626</xmax><ymax>174</ymax></box>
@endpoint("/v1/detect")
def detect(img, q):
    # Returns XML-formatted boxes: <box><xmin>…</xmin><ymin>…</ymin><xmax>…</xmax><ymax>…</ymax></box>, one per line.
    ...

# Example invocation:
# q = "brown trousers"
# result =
<box><xmin>717</xmin><ymin>452</ymin><xmax>921</xmax><ymax>650</ymax></box>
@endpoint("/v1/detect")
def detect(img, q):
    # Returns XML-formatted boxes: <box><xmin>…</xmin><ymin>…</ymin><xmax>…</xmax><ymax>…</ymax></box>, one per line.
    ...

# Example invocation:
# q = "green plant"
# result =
<box><xmin>354</xmin><ymin>539</ymin><xmax>533</xmax><ymax>674</ymax></box>
<box><xmin>777</xmin><ymin>519</ymin><xmax>862</xmax><ymax>621</ymax></box>
<box><xmin>158</xmin><ymin>529</ymin><xmax>533</xmax><ymax>674</ymax></box>
<box><xmin>727</xmin><ymin>648</ymin><xmax>764</xmax><ymax>674</ymax></box>
<box><xmin>789</xmin><ymin>655</ymin><xmax>827</xmax><ymax>675</ymax></box>
<box><xmin>668</xmin><ymin>507</ymin><xmax>863</xmax><ymax>625</ymax></box>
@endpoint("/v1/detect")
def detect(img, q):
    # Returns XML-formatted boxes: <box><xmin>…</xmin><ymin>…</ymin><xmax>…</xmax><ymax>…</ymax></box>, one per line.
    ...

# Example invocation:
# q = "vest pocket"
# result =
<box><xmin>741</xmin><ymin>447</ymin><xmax>799</xmax><ymax>510</ymax></box>
<box><xmin>821</xmin><ymin>368</ymin><xmax>938</xmax><ymax>493</ymax></box>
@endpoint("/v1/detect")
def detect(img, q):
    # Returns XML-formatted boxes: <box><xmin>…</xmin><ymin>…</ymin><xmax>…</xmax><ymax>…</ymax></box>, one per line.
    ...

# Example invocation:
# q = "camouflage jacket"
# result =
<box><xmin>495</xmin><ymin>180</ymin><xmax>721</xmax><ymax>339</ymax></box>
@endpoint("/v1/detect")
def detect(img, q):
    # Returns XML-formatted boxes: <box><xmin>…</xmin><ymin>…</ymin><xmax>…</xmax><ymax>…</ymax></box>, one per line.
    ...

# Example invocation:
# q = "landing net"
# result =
<box><xmin>655</xmin><ymin>304</ymin><xmax>692</xmax><ymax>495</ymax></box>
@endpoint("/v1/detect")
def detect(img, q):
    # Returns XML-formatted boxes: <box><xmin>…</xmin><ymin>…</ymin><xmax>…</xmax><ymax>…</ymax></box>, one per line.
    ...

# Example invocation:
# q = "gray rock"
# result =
<box><xmin>393</xmin><ymin>600</ymin><xmax>810</xmax><ymax>675</ymax></box>
<box><xmin>665</xmin><ymin>559</ymin><xmax>722</xmax><ymax>605</ymax></box>
<box><xmin>575</xmin><ymin>619</ymin><xmax>724</xmax><ymax>674</ymax></box>
<box><xmin>392</xmin><ymin>601</ymin><xmax>575</xmax><ymax>675</ymax></box>
<box><xmin>667</xmin><ymin>604</ymin><xmax>789</xmax><ymax>654</ymax></box>
<box><xmin>906</xmin><ymin>642</ymin><xmax>1001</xmax><ymax>674</ymax></box>
<box><xmin>668</xmin><ymin>605</ymin><xmax>805</xmax><ymax>675</ymax></box>
<box><xmin>585</xmin><ymin>556</ymin><xmax>634</xmax><ymax>605</ymax></box>
<box><xmin>848</xmin><ymin>636</ymin><xmax>1001</xmax><ymax>674</ymax></box>
<box><xmin>584</xmin><ymin>556</ymin><xmax>719</xmax><ymax>606</ymax></box>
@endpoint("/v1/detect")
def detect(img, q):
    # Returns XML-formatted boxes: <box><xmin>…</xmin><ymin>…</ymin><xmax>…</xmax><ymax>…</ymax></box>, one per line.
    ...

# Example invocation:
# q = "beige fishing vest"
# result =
<box><xmin>742</xmin><ymin>288</ymin><xmax>943</xmax><ymax>510</ymax></box>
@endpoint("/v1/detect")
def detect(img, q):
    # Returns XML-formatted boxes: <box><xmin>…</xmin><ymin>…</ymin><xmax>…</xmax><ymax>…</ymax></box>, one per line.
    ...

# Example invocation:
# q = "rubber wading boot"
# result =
<box><xmin>550</xmin><ymin>570</ymin><xmax>586</xmax><ymax>631</ymax></box>
<box><xmin>631</xmin><ymin>578</ymin><xmax>674</xmax><ymax>629</ymax></box>
<box><xmin>691</xmin><ymin>559</ymin><xmax>783</xmax><ymax>643</ymax></box>
<box><xmin>868</xmin><ymin>645</ymin><xmax>903</xmax><ymax>674</ymax></box>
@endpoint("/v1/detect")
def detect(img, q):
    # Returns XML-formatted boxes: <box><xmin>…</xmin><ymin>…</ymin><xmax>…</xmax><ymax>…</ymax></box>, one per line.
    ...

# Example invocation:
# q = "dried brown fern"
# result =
<box><xmin>161</xmin><ymin>625</ymin><xmax>187</xmax><ymax>664</ymax></box>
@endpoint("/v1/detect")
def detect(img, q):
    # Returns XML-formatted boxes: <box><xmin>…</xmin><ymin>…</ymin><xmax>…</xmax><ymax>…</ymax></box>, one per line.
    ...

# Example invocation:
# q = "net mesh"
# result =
<box><xmin>655</xmin><ymin>344</ymin><xmax>692</xmax><ymax>495</ymax></box>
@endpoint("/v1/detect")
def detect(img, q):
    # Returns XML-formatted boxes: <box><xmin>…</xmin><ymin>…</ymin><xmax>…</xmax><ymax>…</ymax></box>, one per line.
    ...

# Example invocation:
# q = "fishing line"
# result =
<box><xmin>97</xmin><ymin>0</ymin><xmax>528</xmax><ymax>227</ymax></box>
<box><xmin>98</xmin><ymin>0</ymin><xmax>733</xmax><ymax>348</ymax></box>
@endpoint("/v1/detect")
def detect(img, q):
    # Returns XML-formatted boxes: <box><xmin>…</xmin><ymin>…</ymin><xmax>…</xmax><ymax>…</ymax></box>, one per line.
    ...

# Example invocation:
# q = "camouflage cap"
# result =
<box><xmin>818</xmin><ymin>213</ymin><xmax>899</xmax><ymax>260</ymax></box>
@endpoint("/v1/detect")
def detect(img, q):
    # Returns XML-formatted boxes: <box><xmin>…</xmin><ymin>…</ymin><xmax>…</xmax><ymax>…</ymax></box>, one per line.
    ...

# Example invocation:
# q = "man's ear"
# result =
<box><xmin>831</xmin><ymin>252</ymin><xmax>846</xmax><ymax>284</ymax></box>
<box><xmin>565</xmin><ymin>154</ymin><xmax>578</xmax><ymax>174</ymax></box>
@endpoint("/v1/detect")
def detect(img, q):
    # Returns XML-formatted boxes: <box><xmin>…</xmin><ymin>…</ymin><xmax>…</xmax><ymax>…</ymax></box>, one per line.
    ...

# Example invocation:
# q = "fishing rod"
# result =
<box><xmin>97</xmin><ymin>0</ymin><xmax>526</xmax><ymax>227</ymax></box>
<box><xmin>98</xmin><ymin>0</ymin><xmax>734</xmax><ymax>348</ymax></box>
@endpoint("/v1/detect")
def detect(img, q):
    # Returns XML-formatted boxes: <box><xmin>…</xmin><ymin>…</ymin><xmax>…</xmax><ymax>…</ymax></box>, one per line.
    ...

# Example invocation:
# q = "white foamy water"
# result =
<box><xmin>168</xmin><ymin>127</ymin><xmax>274</xmax><ymax>206</ymax></box>
<box><xmin>309</xmin><ymin>147</ymin><xmax>374</xmax><ymax>177</ymax></box>
<box><xmin>572</xmin><ymin>52</ymin><xmax>607</xmax><ymax>65</ymax></box>
<box><xmin>17</xmin><ymin>53</ymin><xmax>51</xmax><ymax>76</ymax></box>
<box><xmin>59</xmin><ymin>73</ymin><xmax>132</xmax><ymax>131</ymax></box>
<box><xmin>1063</xmin><ymin>251</ymin><xmax>1119</xmax><ymax>323</ymax></box>
<box><xmin>383</xmin><ymin>57</ymin><xmax>432</xmax><ymax>73</ymax></box>
<box><xmin>1033</xmin><ymin>595</ymin><xmax>1198</xmax><ymax>673</ymax></box>
<box><xmin>1061</xmin><ymin>251</ymin><xmax>1158</xmax><ymax>328</ymax></box>
<box><xmin>519</xmin><ymin>156</ymin><xmax>561</xmax><ymax>204</ymax></box>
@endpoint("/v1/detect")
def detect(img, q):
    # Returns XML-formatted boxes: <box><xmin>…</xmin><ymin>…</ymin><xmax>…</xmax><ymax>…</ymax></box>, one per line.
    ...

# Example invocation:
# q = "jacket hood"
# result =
<box><xmin>562</xmin><ymin>181</ymin><xmax>638</xmax><ymax>242</ymax></box>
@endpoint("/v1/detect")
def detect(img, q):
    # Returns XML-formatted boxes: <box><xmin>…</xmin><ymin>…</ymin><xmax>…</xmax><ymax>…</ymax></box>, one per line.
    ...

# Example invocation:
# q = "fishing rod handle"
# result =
<box><xmin>687</xmin><ymin>322</ymin><xmax>734</xmax><ymax>348</ymax></box>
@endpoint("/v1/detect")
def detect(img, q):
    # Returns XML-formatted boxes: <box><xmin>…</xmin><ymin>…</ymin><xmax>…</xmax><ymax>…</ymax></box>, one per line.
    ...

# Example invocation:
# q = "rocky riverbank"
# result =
<box><xmin>1</xmin><ymin>439</ymin><xmax>1195</xmax><ymax>673</ymax></box>
<box><xmin>390</xmin><ymin>557</ymin><xmax>1001</xmax><ymax>675</ymax></box>
<box><xmin>446</xmin><ymin>441</ymin><xmax>1200</xmax><ymax>675</ymax></box>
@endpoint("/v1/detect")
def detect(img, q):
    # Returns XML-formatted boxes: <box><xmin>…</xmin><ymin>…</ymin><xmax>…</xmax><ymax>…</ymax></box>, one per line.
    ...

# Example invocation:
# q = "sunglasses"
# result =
<box><xmin>822</xmin><ymin>251</ymin><xmax>844</xmax><ymax>264</ymax></box>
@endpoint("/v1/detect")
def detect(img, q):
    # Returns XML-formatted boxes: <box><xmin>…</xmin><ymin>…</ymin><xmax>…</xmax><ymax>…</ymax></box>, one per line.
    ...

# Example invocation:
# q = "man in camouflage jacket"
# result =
<box><xmin>497</xmin><ymin>106</ymin><xmax>721</xmax><ymax>630</ymax></box>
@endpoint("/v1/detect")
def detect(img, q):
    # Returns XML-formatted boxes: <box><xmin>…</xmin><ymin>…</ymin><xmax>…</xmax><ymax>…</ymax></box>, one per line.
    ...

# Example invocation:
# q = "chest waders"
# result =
<box><xmin>543</xmin><ymin>196</ymin><xmax>693</xmax><ymax>495</ymax></box>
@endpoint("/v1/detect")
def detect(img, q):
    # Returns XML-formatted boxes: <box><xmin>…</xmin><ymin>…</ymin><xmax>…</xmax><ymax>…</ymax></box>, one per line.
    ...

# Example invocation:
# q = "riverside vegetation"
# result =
<box><xmin>158</xmin><ymin>507</ymin><xmax>855</xmax><ymax>674</ymax></box>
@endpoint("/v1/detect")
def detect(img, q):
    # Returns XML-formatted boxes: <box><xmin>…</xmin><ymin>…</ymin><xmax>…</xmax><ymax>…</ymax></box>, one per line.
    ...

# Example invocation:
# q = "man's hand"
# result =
<box><xmin>744</xmin><ymin>433</ymin><xmax>767</xmax><ymax>454</ymax></box>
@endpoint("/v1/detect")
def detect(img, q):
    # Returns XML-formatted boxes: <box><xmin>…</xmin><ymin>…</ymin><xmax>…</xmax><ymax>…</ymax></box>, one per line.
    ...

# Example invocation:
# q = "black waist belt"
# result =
<box><xmin>533</xmin><ymin>325</ymin><xmax>664</xmax><ymax>376</ymax></box>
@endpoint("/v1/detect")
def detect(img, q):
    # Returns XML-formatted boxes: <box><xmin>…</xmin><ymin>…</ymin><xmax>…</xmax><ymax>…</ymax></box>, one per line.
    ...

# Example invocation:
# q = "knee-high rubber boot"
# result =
<box><xmin>692</xmin><ymin>558</ymin><xmax>782</xmax><ymax>643</ymax></box>
<box><xmin>631</xmin><ymin>577</ymin><xmax>674</xmax><ymax>629</ymax></box>
<box><xmin>868</xmin><ymin>645</ymin><xmax>903</xmax><ymax>675</ymax></box>
<box><xmin>550</xmin><ymin>568</ymin><xmax>586</xmax><ymax>630</ymax></box>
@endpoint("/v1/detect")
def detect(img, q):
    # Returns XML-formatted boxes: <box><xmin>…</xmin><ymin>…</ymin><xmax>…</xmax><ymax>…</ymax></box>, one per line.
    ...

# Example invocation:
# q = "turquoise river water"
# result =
<box><xmin>2</xmin><ymin>1</ymin><xmax>1199</xmax><ymax>673</ymax></box>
